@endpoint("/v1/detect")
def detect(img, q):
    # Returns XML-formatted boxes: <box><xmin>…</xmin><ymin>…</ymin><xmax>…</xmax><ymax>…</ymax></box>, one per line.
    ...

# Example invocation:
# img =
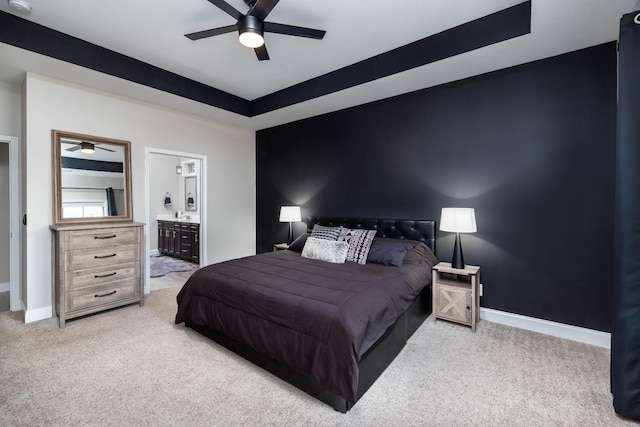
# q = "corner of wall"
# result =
<box><xmin>24</xmin><ymin>305</ymin><xmax>52</xmax><ymax>323</ymax></box>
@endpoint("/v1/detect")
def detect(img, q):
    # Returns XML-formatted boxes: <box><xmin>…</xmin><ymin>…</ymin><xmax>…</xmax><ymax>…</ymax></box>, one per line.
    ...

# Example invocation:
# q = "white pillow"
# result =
<box><xmin>301</xmin><ymin>237</ymin><xmax>349</xmax><ymax>264</ymax></box>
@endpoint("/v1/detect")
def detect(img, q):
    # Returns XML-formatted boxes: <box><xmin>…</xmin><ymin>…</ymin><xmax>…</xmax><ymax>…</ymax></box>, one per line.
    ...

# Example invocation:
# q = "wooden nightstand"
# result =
<box><xmin>273</xmin><ymin>243</ymin><xmax>289</xmax><ymax>252</ymax></box>
<box><xmin>432</xmin><ymin>262</ymin><xmax>481</xmax><ymax>332</ymax></box>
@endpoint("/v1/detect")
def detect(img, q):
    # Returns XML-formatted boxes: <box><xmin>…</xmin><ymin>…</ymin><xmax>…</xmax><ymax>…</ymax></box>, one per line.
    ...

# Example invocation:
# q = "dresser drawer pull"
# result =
<box><xmin>94</xmin><ymin>272</ymin><xmax>117</xmax><ymax>279</ymax></box>
<box><xmin>94</xmin><ymin>253</ymin><xmax>117</xmax><ymax>259</ymax></box>
<box><xmin>94</xmin><ymin>234</ymin><xmax>117</xmax><ymax>239</ymax></box>
<box><xmin>95</xmin><ymin>290</ymin><xmax>117</xmax><ymax>298</ymax></box>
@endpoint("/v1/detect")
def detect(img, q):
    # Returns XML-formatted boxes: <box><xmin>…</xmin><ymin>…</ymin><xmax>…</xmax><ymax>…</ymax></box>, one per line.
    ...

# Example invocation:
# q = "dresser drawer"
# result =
<box><xmin>67</xmin><ymin>244</ymin><xmax>138</xmax><ymax>270</ymax></box>
<box><xmin>68</xmin><ymin>264</ymin><xmax>137</xmax><ymax>291</ymax></box>
<box><xmin>67</xmin><ymin>280</ymin><xmax>137</xmax><ymax>313</ymax></box>
<box><xmin>68</xmin><ymin>227</ymin><xmax>138</xmax><ymax>250</ymax></box>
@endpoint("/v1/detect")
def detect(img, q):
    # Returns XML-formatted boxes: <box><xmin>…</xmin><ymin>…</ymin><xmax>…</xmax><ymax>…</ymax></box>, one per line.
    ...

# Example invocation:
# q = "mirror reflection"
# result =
<box><xmin>185</xmin><ymin>176</ymin><xmax>197</xmax><ymax>212</ymax></box>
<box><xmin>52</xmin><ymin>130</ymin><xmax>133</xmax><ymax>225</ymax></box>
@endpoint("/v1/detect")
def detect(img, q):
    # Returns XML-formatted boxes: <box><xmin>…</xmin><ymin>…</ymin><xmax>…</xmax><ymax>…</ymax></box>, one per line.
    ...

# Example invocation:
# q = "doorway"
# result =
<box><xmin>144</xmin><ymin>147</ymin><xmax>207</xmax><ymax>294</ymax></box>
<box><xmin>0</xmin><ymin>135</ymin><xmax>20</xmax><ymax>312</ymax></box>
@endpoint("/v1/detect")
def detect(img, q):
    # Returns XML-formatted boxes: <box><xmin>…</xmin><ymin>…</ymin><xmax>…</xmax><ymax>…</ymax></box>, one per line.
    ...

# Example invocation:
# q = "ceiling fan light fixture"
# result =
<box><xmin>238</xmin><ymin>15</ymin><xmax>264</xmax><ymax>48</ymax></box>
<box><xmin>8</xmin><ymin>0</ymin><xmax>31</xmax><ymax>14</ymax></box>
<box><xmin>80</xmin><ymin>142</ymin><xmax>95</xmax><ymax>154</ymax></box>
<box><xmin>239</xmin><ymin>31</ymin><xmax>264</xmax><ymax>48</ymax></box>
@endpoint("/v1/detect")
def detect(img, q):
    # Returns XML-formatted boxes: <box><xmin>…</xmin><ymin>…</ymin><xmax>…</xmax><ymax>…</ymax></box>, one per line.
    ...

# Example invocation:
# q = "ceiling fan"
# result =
<box><xmin>65</xmin><ymin>142</ymin><xmax>115</xmax><ymax>153</ymax></box>
<box><xmin>185</xmin><ymin>0</ymin><xmax>326</xmax><ymax>61</ymax></box>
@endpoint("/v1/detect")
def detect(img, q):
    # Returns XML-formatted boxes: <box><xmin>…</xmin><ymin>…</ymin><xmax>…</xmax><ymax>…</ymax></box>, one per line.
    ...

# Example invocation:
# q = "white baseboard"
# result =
<box><xmin>25</xmin><ymin>305</ymin><xmax>52</xmax><ymax>324</ymax></box>
<box><xmin>0</xmin><ymin>282</ymin><xmax>9</xmax><ymax>292</ymax></box>
<box><xmin>149</xmin><ymin>249</ymin><xmax>160</xmax><ymax>257</ymax></box>
<box><xmin>480</xmin><ymin>307</ymin><xmax>611</xmax><ymax>349</ymax></box>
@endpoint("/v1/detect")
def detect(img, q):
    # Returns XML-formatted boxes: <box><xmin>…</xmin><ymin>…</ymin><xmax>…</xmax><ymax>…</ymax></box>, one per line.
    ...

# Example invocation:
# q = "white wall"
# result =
<box><xmin>0</xmin><ymin>144</ymin><xmax>8</xmax><ymax>284</ymax></box>
<box><xmin>0</xmin><ymin>80</ymin><xmax>22</xmax><ymax>301</ymax></box>
<box><xmin>24</xmin><ymin>73</ymin><xmax>256</xmax><ymax>321</ymax></box>
<box><xmin>0</xmin><ymin>80</ymin><xmax>22</xmax><ymax>137</ymax></box>
<box><xmin>149</xmin><ymin>153</ymin><xmax>182</xmax><ymax>251</ymax></box>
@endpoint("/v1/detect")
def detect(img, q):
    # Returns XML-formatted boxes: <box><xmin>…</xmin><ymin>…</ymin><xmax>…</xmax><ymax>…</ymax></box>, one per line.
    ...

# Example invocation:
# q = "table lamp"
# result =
<box><xmin>279</xmin><ymin>206</ymin><xmax>301</xmax><ymax>244</ymax></box>
<box><xmin>440</xmin><ymin>208</ymin><xmax>477</xmax><ymax>269</ymax></box>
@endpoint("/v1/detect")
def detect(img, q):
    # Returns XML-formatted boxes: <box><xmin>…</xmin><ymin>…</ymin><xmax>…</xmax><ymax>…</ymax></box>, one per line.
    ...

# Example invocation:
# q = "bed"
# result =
<box><xmin>175</xmin><ymin>216</ymin><xmax>437</xmax><ymax>412</ymax></box>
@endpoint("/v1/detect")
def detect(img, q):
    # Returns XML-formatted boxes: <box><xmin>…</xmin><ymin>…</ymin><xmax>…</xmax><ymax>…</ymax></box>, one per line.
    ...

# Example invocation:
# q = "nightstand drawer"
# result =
<box><xmin>67</xmin><ymin>280</ymin><xmax>137</xmax><ymax>312</ymax></box>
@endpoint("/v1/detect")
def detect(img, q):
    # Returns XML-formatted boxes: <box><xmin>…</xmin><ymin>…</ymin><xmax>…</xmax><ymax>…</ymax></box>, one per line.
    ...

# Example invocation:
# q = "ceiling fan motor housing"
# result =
<box><xmin>238</xmin><ymin>15</ymin><xmax>264</xmax><ymax>37</ymax></box>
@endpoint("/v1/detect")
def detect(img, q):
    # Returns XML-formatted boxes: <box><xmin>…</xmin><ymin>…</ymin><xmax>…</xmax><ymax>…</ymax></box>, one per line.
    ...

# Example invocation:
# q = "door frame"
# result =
<box><xmin>144</xmin><ymin>147</ymin><xmax>207</xmax><ymax>294</ymax></box>
<box><xmin>0</xmin><ymin>135</ymin><xmax>21</xmax><ymax>311</ymax></box>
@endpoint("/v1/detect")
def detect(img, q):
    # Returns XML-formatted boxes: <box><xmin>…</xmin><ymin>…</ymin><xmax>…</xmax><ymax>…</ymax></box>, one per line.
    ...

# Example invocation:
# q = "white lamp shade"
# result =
<box><xmin>279</xmin><ymin>206</ymin><xmax>301</xmax><ymax>222</ymax></box>
<box><xmin>440</xmin><ymin>208</ymin><xmax>477</xmax><ymax>233</ymax></box>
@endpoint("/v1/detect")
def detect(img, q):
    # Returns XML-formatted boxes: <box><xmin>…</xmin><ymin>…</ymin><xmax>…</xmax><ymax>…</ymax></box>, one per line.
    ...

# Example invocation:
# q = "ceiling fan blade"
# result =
<box><xmin>96</xmin><ymin>146</ymin><xmax>115</xmax><ymax>153</ymax></box>
<box><xmin>185</xmin><ymin>25</ymin><xmax>237</xmax><ymax>41</ymax></box>
<box><xmin>207</xmin><ymin>0</ymin><xmax>243</xmax><ymax>20</ymax></box>
<box><xmin>264</xmin><ymin>22</ymin><xmax>326</xmax><ymax>39</ymax></box>
<box><xmin>249</xmin><ymin>0</ymin><xmax>279</xmax><ymax>21</ymax></box>
<box><xmin>66</xmin><ymin>145</ymin><xmax>81</xmax><ymax>152</ymax></box>
<box><xmin>254</xmin><ymin>44</ymin><xmax>270</xmax><ymax>61</ymax></box>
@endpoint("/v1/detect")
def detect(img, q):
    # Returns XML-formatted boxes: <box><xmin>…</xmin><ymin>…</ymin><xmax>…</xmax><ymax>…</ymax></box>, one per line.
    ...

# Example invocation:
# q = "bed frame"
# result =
<box><xmin>187</xmin><ymin>216</ymin><xmax>437</xmax><ymax>412</ymax></box>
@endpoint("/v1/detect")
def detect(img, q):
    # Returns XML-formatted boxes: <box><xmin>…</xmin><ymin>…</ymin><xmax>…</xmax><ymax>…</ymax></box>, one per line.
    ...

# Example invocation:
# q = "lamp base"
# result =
<box><xmin>451</xmin><ymin>232</ymin><xmax>465</xmax><ymax>269</ymax></box>
<box><xmin>287</xmin><ymin>222</ymin><xmax>294</xmax><ymax>245</ymax></box>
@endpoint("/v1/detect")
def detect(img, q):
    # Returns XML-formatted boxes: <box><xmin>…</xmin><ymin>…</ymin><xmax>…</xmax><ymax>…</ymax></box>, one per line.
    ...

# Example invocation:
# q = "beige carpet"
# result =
<box><xmin>149</xmin><ymin>266</ymin><xmax>197</xmax><ymax>292</ymax></box>
<box><xmin>0</xmin><ymin>290</ymin><xmax>9</xmax><ymax>313</ymax></box>
<box><xmin>0</xmin><ymin>286</ymin><xmax>634</xmax><ymax>426</ymax></box>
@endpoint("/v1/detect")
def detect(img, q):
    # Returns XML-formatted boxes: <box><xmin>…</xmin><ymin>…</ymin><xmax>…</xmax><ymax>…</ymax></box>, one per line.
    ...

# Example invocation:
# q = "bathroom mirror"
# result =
<box><xmin>52</xmin><ymin>130</ymin><xmax>133</xmax><ymax>225</ymax></box>
<box><xmin>185</xmin><ymin>176</ymin><xmax>197</xmax><ymax>212</ymax></box>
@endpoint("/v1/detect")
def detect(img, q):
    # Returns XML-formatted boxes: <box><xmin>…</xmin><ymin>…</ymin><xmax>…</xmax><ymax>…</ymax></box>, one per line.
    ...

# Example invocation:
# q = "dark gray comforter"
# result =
<box><xmin>175</xmin><ymin>241</ymin><xmax>436</xmax><ymax>402</ymax></box>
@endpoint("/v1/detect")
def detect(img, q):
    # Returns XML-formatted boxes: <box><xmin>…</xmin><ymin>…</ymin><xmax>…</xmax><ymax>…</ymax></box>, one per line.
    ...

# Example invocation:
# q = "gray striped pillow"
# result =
<box><xmin>311</xmin><ymin>224</ymin><xmax>343</xmax><ymax>241</ymax></box>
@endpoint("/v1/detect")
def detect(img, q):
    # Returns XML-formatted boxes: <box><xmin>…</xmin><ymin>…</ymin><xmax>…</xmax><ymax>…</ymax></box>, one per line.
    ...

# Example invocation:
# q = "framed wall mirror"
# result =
<box><xmin>52</xmin><ymin>130</ymin><xmax>133</xmax><ymax>225</ymax></box>
<box><xmin>185</xmin><ymin>176</ymin><xmax>197</xmax><ymax>212</ymax></box>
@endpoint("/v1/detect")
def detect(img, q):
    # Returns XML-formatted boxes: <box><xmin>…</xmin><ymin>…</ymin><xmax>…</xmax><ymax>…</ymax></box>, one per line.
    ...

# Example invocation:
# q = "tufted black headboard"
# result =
<box><xmin>306</xmin><ymin>216</ymin><xmax>436</xmax><ymax>255</ymax></box>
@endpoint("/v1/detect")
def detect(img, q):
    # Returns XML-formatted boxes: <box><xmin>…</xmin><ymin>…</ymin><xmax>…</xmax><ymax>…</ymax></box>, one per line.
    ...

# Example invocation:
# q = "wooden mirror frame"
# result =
<box><xmin>52</xmin><ymin>130</ymin><xmax>133</xmax><ymax>225</ymax></box>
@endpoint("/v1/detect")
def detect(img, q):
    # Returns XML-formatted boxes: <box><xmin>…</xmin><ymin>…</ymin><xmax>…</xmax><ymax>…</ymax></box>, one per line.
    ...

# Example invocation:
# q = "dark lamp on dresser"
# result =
<box><xmin>439</xmin><ymin>208</ymin><xmax>477</xmax><ymax>269</ymax></box>
<box><xmin>279</xmin><ymin>206</ymin><xmax>301</xmax><ymax>244</ymax></box>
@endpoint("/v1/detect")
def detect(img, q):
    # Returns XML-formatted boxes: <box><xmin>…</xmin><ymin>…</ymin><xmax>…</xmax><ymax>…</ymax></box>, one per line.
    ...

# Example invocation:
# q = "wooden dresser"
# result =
<box><xmin>50</xmin><ymin>222</ymin><xmax>145</xmax><ymax>327</ymax></box>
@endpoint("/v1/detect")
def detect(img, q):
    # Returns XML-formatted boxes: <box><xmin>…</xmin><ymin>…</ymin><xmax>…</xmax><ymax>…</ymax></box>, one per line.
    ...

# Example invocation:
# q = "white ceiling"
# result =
<box><xmin>0</xmin><ymin>0</ymin><xmax>637</xmax><ymax>130</ymax></box>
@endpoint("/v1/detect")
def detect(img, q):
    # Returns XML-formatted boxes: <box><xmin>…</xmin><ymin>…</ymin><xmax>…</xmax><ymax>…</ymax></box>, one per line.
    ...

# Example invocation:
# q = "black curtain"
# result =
<box><xmin>106</xmin><ymin>187</ymin><xmax>117</xmax><ymax>216</ymax></box>
<box><xmin>612</xmin><ymin>9</ymin><xmax>640</xmax><ymax>420</ymax></box>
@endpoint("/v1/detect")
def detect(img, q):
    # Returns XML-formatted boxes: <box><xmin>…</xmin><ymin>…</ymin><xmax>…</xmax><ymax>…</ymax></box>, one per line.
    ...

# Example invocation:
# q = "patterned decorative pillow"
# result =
<box><xmin>311</xmin><ymin>224</ymin><xmax>343</xmax><ymax>241</ymax></box>
<box><xmin>346</xmin><ymin>229</ymin><xmax>377</xmax><ymax>264</ymax></box>
<box><xmin>337</xmin><ymin>227</ymin><xmax>352</xmax><ymax>243</ymax></box>
<box><xmin>301</xmin><ymin>237</ymin><xmax>349</xmax><ymax>264</ymax></box>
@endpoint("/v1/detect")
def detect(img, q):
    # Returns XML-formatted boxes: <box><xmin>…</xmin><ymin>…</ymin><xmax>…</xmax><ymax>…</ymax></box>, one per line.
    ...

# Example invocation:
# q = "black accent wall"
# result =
<box><xmin>256</xmin><ymin>42</ymin><xmax>617</xmax><ymax>332</ymax></box>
